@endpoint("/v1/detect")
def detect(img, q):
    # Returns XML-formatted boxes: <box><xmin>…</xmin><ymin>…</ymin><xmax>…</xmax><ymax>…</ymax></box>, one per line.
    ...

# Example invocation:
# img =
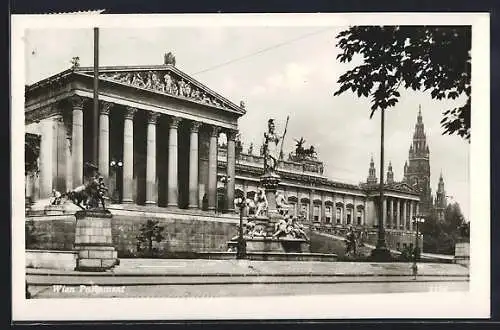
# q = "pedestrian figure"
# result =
<box><xmin>345</xmin><ymin>226</ymin><xmax>357</xmax><ymax>256</ymax></box>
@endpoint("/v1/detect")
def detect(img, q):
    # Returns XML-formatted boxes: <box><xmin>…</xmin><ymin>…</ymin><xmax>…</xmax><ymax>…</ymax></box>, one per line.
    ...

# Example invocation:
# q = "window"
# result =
<box><xmin>396</xmin><ymin>242</ymin><xmax>401</xmax><ymax>251</ymax></box>
<box><xmin>289</xmin><ymin>202</ymin><xmax>297</xmax><ymax>217</ymax></box>
<box><xmin>325</xmin><ymin>206</ymin><xmax>332</xmax><ymax>223</ymax></box>
<box><xmin>403</xmin><ymin>243</ymin><xmax>407</xmax><ymax>249</ymax></box>
<box><xmin>346</xmin><ymin>208</ymin><xmax>352</xmax><ymax>225</ymax></box>
<box><xmin>357</xmin><ymin>209</ymin><xmax>363</xmax><ymax>225</ymax></box>
<box><xmin>336</xmin><ymin>207</ymin><xmax>342</xmax><ymax>224</ymax></box>
<box><xmin>301</xmin><ymin>204</ymin><xmax>309</xmax><ymax>220</ymax></box>
<box><xmin>313</xmin><ymin>205</ymin><xmax>320</xmax><ymax>222</ymax></box>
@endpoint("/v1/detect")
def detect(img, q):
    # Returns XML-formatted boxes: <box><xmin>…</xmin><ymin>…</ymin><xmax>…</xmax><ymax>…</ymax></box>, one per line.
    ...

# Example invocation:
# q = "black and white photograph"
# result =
<box><xmin>12</xmin><ymin>13</ymin><xmax>490</xmax><ymax>320</ymax></box>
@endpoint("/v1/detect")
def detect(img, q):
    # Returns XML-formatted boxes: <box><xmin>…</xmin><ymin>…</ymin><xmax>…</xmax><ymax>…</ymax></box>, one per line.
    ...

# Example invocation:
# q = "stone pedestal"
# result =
<box><xmin>227</xmin><ymin>171</ymin><xmax>316</xmax><ymax>257</ymax></box>
<box><xmin>245</xmin><ymin>238</ymin><xmax>310</xmax><ymax>253</ymax></box>
<box><xmin>260</xmin><ymin>172</ymin><xmax>281</xmax><ymax>220</ymax></box>
<box><xmin>44</xmin><ymin>205</ymin><xmax>65</xmax><ymax>216</ymax></box>
<box><xmin>74</xmin><ymin>210</ymin><xmax>119</xmax><ymax>271</ymax></box>
<box><xmin>454</xmin><ymin>241</ymin><xmax>470</xmax><ymax>267</ymax></box>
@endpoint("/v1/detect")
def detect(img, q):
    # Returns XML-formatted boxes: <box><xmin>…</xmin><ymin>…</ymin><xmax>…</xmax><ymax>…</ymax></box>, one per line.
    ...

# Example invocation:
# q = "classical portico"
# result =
<box><xmin>25</xmin><ymin>64</ymin><xmax>246</xmax><ymax>212</ymax></box>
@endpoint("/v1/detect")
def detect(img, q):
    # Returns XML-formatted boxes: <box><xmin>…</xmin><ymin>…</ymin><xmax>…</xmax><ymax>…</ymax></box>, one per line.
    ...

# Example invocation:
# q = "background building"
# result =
<box><xmin>402</xmin><ymin>107</ymin><xmax>448</xmax><ymax>221</ymax></box>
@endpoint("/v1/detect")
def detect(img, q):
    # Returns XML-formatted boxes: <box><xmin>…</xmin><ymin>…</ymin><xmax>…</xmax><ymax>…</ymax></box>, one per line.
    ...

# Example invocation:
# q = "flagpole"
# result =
<box><xmin>279</xmin><ymin>116</ymin><xmax>289</xmax><ymax>160</ymax></box>
<box><xmin>93</xmin><ymin>27</ymin><xmax>99</xmax><ymax>167</ymax></box>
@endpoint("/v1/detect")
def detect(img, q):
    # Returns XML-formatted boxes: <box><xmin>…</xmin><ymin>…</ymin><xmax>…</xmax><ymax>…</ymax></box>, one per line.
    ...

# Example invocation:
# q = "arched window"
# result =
<box><xmin>300</xmin><ymin>203</ymin><xmax>309</xmax><ymax>220</ymax></box>
<box><xmin>346</xmin><ymin>208</ymin><xmax>353</xmax><ymax>225</ymax></box>
<box><xmin>336</xmin><ymin>207</ymin><xmax>342</xmax><ymax>224</ymax></box>
<box><xmin>356</xmin><ymin>209</ymin><xmax>363</xmax><ymax>225</ymax></box>
<box><xmin>313</xmin><ymin>204</ymin><xmax>320</xmax><ymax>222</ymax></box>
<box><xmin>288</xmin><ymin>196</ymin><xmax>298</xmax><ymax>217</ymax></box>
<box><xmin>325</xmin><ymin>205</ymin><xmax>332</xmax><ymax>223</ymax></box>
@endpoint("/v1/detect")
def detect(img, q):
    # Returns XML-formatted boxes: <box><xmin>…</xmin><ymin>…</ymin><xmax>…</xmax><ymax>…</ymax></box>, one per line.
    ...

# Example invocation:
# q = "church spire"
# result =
<box><xmin>411</xmin><ymin>106</ymin><xmax>428</xmax><ymax>158</ymax></box>
<box><xmin>387</xmin><ymin>161</ymin><xmax>394</xmax><ymax>184</ymax></box>
<box><xmin>437</xmin><ymin>171</ymin><xmax>445</xmax><ymax>193</ymax></box>
<box><xmin>404</xmin><ymin>106</ymin><xmax>432</xmax><ymax>216</ymax></box>
<box><xmin>435</xmin><ymin>171</ymin><xmax>447</xmax><ymax>221</ymax></box>
<box><xmin>367</xmin><ymin>155</ymin><xmax>377</xmax><ymax>185</ymax></box>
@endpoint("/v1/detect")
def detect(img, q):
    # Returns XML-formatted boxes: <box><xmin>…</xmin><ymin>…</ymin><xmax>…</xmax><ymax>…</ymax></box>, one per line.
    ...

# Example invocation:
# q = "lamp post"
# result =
<box><xmin>371</xmin><ymin>107</ymin><xmax>391</xmax><ymax>261</ymax></box>
<box><xmin>218</xmin><ymin>175</ymin><xmax>231</xmax><ymax>214</ymax></box>
<box><xmin>109</xmin><ymin>159</ymin><xmax>123</xmax><ymax>203</ymax></box>
<box><xmin>234</xmin><ymin>196</ymin><xmax>247</xmax><ymax>259</ymax></box>
<box><xmin>412</xmin><ymin>214</ymin><xmax>425</xmax><ymax>280</ymax></box>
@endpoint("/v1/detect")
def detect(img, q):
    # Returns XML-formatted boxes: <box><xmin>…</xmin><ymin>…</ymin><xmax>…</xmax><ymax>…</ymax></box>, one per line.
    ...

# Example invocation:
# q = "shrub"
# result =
<box><xmin>136</xmin><ymin>220</ymin><xmax>165</xmax><ymax>258</ymax></box>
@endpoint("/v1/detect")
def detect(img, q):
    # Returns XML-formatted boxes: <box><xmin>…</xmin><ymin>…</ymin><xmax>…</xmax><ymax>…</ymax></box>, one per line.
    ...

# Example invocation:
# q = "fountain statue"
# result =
<box><xmin>227</xmin><ymin>118</ymin><xmax>312</xmax><ymax>256</ymax></box>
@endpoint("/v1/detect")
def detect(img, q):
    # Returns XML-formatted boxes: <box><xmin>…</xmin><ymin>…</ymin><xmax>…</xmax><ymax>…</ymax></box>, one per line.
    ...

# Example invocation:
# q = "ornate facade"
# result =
<box><xmin>25</xmin><ymin>59</ymin><xmax>422</xmax><ymax>250</ymax></box>
<box><xmin>25</xmin><ymin>64</ymin><xmax>245</xmax><ymax>212</ymax></box>
<box><xmin>402</xmin><ymin>107</ymin><xmax>448</xmax><ymax>220</ymax></box>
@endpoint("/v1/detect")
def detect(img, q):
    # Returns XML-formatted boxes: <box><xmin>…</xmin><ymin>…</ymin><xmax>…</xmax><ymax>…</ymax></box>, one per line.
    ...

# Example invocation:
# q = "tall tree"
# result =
<box><xmin>444</xmin><ymin>202</ymin><xmax>466</xmax><ymax>231</ymax></box>
<box><xmin>334</xmin><ymin>26</ymin><xmax>471</xmax><ymax>141</ymax></box>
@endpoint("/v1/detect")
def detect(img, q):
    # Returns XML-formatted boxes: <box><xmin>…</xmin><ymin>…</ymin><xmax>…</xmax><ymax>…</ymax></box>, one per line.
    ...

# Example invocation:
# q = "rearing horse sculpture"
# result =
<box><xmin>65</xmin><ymin>177</ymin><xmax>107</xmax><ymax>210</ymax></box>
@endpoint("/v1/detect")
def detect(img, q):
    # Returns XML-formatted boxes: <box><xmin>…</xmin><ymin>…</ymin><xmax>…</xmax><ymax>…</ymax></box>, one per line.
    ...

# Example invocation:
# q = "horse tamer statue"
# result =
<box><xmin>65</xmin><ymin>174</ymin><xmax>108</xmax><ymax>210</ymax></box>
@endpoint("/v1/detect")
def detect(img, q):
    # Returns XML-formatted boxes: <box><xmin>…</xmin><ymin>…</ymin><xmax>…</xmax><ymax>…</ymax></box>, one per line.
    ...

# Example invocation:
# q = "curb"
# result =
<box><xmin>26</xmin><ymin>269</ymin><xmax>470</xmax><ymax>278</ymax></box>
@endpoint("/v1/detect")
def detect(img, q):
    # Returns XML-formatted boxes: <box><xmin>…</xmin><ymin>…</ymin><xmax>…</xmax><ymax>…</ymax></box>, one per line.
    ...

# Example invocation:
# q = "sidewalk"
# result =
<box><xmin>27</xmin><ymin>258</ymin><xmax>470</xmax><ymax>277</ymax></box>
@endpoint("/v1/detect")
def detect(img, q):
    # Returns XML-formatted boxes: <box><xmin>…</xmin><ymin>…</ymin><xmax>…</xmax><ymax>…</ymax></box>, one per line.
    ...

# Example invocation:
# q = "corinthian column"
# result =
<box><xmin>146</xmin><ymin>111</ymin><xmax>160</xmax><ymax>205</ymax></box>
<box><xmin>122</xmin><ymin>106</ymin><xmax>136</xmax><ymax>204</ymax></box>
<box><xmin>39</xmin><ymin>116</ymin><xmax>55</xmax><ymax>198</ymax></box>
<box><xmin>225</xmin><ymin>129</ymin><xmax>237</xmax><ymax>213</ymax></box>
<box><xmin>71</xmin><ymin>96</ymin><xmax>84</xmax><ymax>188</ymax></box>
<box><xmin>409</xmin><ymin>201</ymin><xmax>414</xmax><ymax>231</ymax></box>
<box><xmin>99</xmin><ymin>102</ymin><xmax>112</xmax><ymax>184</ymax></box>
<box><xmin>207</xmin><ymin>126</ymin><xmax>219</xmax><ymax>211</ymax></box>
<box><xmin>395</xmin><ymin>199</ymin><xmax>401</xmax><ymax>230</ymax></box>
<box><xmin>167</xmin><ymin>116</ymin><xmax>181</xmax><ymax>208</ymax></box>
<box><xmin>402</xmin><ymin>200</ymin><xmax>407</xmax><ymax>230</ymax></box>
<box><xmin>188</xmin><ymin>121</ymin><xmax>201</xmax><ymax>209</ymax></box>
<box><xmin>382</xmin><ymin>197</ymin><xmax>387</xmax><ymax>228</ymax></box>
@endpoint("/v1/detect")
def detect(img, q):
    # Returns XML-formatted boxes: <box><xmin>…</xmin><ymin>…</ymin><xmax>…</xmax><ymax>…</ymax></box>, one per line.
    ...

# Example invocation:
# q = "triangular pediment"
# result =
<box><xmin>75</xmin><ymin>65</ymin><xmax>245</xmax><ymax>114</ymax></box>
<box><xmin>388</xmin><ymin>182</ymin><xmax>418</xmax><ymax>194</ymax></box>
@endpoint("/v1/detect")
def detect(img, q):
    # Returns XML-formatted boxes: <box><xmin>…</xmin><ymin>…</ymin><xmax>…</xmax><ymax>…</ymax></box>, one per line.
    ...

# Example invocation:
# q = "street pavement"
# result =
<box><xmin>28</xmin><ymin>258</ymin><xmax>469</xmax><ymax>276</ymax></box>
<box><xmin>29</xmin><ymin>280</ymin><xmax>468</xmax><ymax>298</ymax></box>
<box><xmin>26</xmin><ymin>258</ymin><xmax>469</xmax><ymax>298</ymax></box>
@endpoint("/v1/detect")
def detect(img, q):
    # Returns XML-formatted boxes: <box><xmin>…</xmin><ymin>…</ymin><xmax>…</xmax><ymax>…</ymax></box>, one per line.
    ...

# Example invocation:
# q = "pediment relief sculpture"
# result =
<box><xmin>98</xmin><ymin>70</ymin><xmax>234</xmax><ymax>110</ymax></box>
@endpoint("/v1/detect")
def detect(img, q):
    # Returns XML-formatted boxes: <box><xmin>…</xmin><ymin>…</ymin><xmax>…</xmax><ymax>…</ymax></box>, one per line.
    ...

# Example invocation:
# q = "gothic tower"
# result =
<box><xmin>387</xmin><ymin>161</ymin><xmax>394</xmax><ymax>184</ymax></box>
<box><xmin>367</xmin><ymin>155</ymin><xmax>378</xmax><ymax>185</ymax></box>
<box><xmin>435</xmin><ymin>172</ymin><xmax>447</xmax><ymax>222</ymax></box>
<box><xmin>403</xmin><ymin>106</ymin><xmax>433</xmax><ymax>215</ymax></box>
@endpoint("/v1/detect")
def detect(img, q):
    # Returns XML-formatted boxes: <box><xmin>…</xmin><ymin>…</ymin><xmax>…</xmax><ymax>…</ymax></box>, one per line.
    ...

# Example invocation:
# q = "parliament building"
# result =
<box><xmin>24</xmin><ymin>58</ymin><xmax>437</xmax><ymax>253</ymax></box>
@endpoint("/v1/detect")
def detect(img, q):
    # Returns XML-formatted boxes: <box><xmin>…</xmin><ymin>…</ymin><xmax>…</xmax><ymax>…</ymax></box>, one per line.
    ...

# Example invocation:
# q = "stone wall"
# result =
<box><xmin>26</xmin><ymin>213</ymin><xmax>237</xmax><ymax>257</ymax></box>
<box><xmin>364</xmin><ymin>230</ymin><xmax>422</xmax><ymax>251</ymax></box>
<box><xmin>26</xmin><ymin>249</ymin><xmax>78</xmax><ymax>271</ymax></box>
<box><xmin>27</xmin><ymin>215</ymin><xmax>76</xmax><ymax>250</ymax></box>
<box><xmin>111</xmin><ymin>214</ymin><xmax>237</xmax><ymax>257</ymax></box>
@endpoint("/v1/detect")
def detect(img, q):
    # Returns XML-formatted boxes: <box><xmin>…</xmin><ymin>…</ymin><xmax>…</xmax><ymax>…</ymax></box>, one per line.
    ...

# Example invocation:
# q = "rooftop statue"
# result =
<box><xmin>164</xmin><ymin>52</ymin><xmax>176</xmax><ymax>66</ymax></box>
<box><xmin>70</xmin><ymin>56</ymin><xmax>80</xmax><ymax>69</ymax></box>
<box><xmin>289</xmin><ymin>137</ymin><xmax>318</xmax><ymax>161</ymax></box>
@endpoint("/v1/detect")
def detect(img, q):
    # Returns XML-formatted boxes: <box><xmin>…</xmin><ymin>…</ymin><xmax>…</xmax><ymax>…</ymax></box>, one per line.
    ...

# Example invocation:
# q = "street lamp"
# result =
<box><xmin>371</xmin><ymin>107</ymin><xmax>391</xmax><ymax>261</ymax></box>
<box><xmin>234</xmin><ymin>196</ymin><xmax>247</xmax><ymax>259</ymax></box>
<box><xmin>109</xmin><ymin>159</ymin><xmax>123</xmax><ymax>203</ymax></box>
<box><xmin>412</xmin><ymin>214</ymin><xmax>425</xmax><ymax>279</ymax></box>
<box><xmin>218</xmin><ymin>175</ymin><xmax>232</xmax><ymax>214</ymax></box>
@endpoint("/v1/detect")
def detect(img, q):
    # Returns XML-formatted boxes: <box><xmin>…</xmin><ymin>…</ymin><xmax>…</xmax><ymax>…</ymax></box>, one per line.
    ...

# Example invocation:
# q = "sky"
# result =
<box><xmin>24</xmin><ymin>26</ymin><xmax>470</xmax><ymax>219</ymax></box>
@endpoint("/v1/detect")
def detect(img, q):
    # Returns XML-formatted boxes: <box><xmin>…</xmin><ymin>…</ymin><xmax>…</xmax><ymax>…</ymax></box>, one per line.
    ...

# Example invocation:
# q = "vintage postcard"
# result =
<box><xmin>12</xmin><ymin>13</ymin><xmax>490</xmax><ymax>320</ymax></box>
